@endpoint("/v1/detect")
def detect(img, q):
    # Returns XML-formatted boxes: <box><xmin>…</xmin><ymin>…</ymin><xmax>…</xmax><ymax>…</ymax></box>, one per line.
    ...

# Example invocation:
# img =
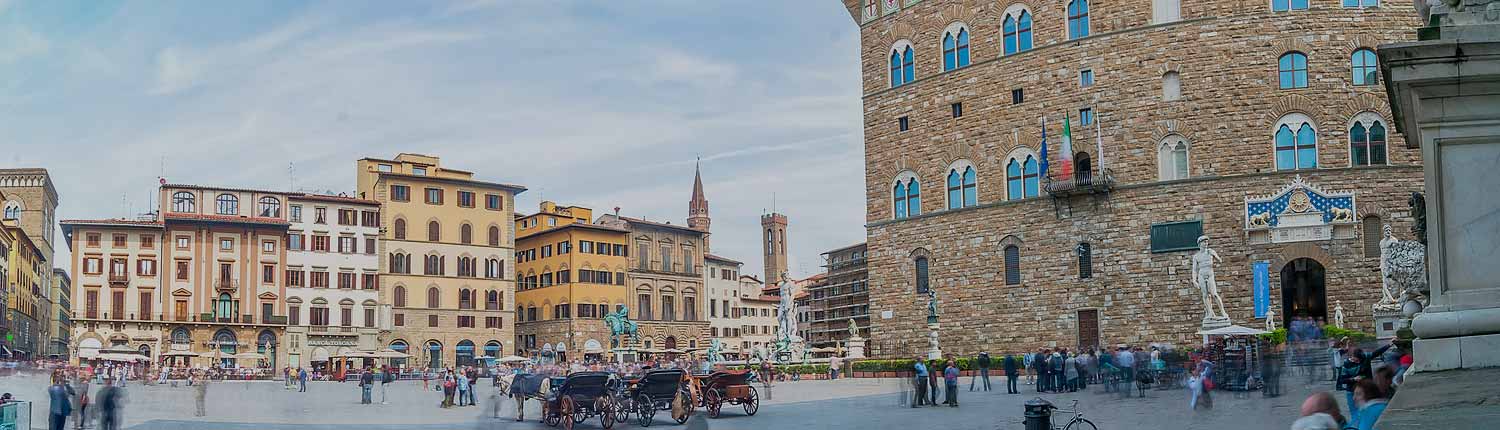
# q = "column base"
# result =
<box><xmin>1412</xmin><ymin>332</ymin><xmax>1500</xmax><ymax>372</ymax></box>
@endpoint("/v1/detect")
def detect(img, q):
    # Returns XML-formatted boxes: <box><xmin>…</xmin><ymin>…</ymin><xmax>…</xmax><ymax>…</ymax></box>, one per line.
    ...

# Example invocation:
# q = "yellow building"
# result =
<box><xmin>357</xmin><ymin>153</ymin><xmax>524</xmax><ymax>369</ymax></box>
<box><xmin>4</xmin><ymin>216</ymin><xmax>47</xmax><ymax>359</ymax></box>
<box><xmin>513</xmin><ymin>202</ymin><xmax>630</xmax><ymax>361</ymax></box>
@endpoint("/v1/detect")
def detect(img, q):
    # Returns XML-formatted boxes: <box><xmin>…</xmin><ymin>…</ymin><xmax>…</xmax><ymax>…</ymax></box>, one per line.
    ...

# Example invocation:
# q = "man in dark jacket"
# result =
<box><xmin>96</xmin><ymin>377</ymin><xmax>123</xmax><ymax>430</ymax></box>
<box><xmin>48</xmin><ymin>372</ymin><xmax>74</xmax><ymax>430</ymax></box>
<box><xmin>972</xmin><ymin>352</ymin><xmax>992</xmax><ymax>391</ymax></box>
<box><xmin>1036</xmin><ymin>349</ymin><xmax>1051</xmax><ymax>393</ymax></box>
<box><xmin>1002</xmin><ymin>353</ymin><xmax>1019</xmax><ymax>394</ymax></box>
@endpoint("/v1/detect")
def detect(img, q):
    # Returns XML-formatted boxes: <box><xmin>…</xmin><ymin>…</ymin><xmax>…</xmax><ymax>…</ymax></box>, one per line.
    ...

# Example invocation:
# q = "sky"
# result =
<box><xmin>0</xmin><ymin>0</ymin><xmax>866</xmax><ymax>280</ymax></box>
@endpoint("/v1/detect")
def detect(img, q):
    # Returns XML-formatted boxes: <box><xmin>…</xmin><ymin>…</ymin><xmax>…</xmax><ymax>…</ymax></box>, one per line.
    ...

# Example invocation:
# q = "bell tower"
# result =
<box><xmin>687</xmin><ymin>160</ymin><xmax>711</xmax><ymax>251</ymax></box>
<box><xmin>761</xmin><ymin>212</ymin><xmax>788</xmax><ymax>284</ymax></box>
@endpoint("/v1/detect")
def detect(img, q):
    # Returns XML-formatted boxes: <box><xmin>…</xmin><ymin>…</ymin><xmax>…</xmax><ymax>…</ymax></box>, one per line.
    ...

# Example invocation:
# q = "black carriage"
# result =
<box><xmin>698</xmin><ymin>370</ymin><xmax>759</xmax><ymax>418</ymax></box>
<box><xmin>621</xmin><ymin>368</ymin><xmax>692</xmax><ymax>427</ymax></box>
<box><xmin>542</xmin><ymin>372</ymin><xmax>618</xmax><ymax>430</ymax></box>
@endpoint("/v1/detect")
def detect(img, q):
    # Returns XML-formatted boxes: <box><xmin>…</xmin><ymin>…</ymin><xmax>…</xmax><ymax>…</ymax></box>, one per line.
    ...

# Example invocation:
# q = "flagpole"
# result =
<box><xmin>1095</xmin><ymin>105</ymin><xmax>1105</xmax><ymax>176</ymax></box>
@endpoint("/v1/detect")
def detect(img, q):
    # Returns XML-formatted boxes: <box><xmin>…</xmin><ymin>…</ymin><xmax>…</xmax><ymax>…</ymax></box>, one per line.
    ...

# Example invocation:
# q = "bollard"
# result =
<box><xmin>1023</xmin><ymin>397</ymin><xmax>1053</xmax><ymax>430</ymax></box>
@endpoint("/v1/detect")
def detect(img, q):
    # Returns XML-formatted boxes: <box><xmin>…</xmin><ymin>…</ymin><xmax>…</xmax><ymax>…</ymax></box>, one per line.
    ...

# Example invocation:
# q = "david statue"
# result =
<box><xmin>1191</xmin><ymin>235</ymin><xmax>1231</xmax><ymax>324</ymax></box>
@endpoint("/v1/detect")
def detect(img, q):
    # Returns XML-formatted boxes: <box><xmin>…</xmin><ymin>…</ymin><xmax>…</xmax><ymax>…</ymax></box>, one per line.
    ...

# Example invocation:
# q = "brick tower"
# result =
<box><xmin>761</xmin><ymin>212</ymin><xmax>788</xmax><ymax>285</ymax></box>
<box><xmin>687</xmin><ymin>160</ymin><xmax>711</xmax><ymax>251</ymax></box>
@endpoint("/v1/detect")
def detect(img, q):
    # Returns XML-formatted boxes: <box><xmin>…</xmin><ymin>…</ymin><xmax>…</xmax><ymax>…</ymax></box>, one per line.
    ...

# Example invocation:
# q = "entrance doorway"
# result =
<box><xmin>1280</xmin><ymin>258</ymin><xmax>1327</xmax><ymax>329</ymax></box>
<box><xmin>1076</xmin><ymin>309</ymin><xmax>1100</xmax><ymax>351</ymax></box>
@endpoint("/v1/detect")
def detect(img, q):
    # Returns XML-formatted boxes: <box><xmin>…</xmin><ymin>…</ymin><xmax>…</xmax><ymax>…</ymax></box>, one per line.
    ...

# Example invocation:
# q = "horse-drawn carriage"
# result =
<box><xmin>613</xmin><ymin>368</ymin><xmax>693</xmax><ymax>427</ymax></box>
<box><xmin>541</xmin><ymin>372</ymin><xmax>618</xmax><ymax>430</ymax></box>
<box><xmin>694</xmin><ymin>369</ymin><xmax>760</xmax><ymax>418</ymax></box>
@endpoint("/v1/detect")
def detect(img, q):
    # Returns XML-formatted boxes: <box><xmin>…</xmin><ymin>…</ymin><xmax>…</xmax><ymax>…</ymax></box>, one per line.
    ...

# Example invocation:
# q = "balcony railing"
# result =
<box><xmin>215</xmin><ymin>277</ymin><xmax>237</xmax><ymax>291</ymax></box>
<box><xmin>108</xmin><ymin>273</ymin><xmax>130</xmax><ymax>283</ymax></box>
<box><xmin>1044</xmin><ymin>168</ymin><xmax>1116</xmax><ymax>197</ymax></box>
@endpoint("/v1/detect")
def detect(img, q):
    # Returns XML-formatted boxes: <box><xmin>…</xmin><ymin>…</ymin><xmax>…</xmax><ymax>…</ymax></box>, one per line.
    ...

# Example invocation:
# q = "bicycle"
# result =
<box><xmin>1051</xmin><ymin>399</ymin><xmax>1098</xmax><ymax>430</ymax></box>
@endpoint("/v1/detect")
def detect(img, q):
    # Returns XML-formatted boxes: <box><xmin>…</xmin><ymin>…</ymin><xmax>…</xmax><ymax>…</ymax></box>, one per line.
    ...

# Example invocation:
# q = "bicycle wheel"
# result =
<box><xmin>1064</xmin><ymin>417</ymin><xmax>1098</xmax><ymax>430</ymax></box>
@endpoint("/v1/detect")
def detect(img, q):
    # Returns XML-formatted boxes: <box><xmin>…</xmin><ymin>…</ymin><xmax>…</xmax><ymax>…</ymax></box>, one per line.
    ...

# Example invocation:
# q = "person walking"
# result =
<box><xmin>1115</xmin><ymin>346</ymin><xmax>1135</xmax><ymax>397</ymax></box>
<box><xmin>973</xmin><ymin>352</ymin><xmax>992</xmax><ymax>392</ymax></box>
<box><xmin>1036</xmin><ymin>349</ymin><xmax>1050</xmax><ymax>393</ymax></box>
<box><xmin>359</xmin><ymin>368</ymin><xmax>375</xmax><ymax>405</ymax></box>
<box><xmin>943</xmin><ymin>360</ymin><xmax>960</xmax><ymax>407</ymax></box>
<box><xmin>911</xmin><ymin>358</ymin><xmax>929</xmax><ymax>407</ymax></box>
<box><xmin>193</xmin><ymin>372</ymin><xmax>208</xmax><ymax>417</ymax></box>
<box><xmin>297</xmin><ymin>367</ymin><xmax>308</xmax><ymax>393</ymax></box>
<box><xmin>72</xmin><ymin>374</ymin><xmax>90</xmax><ymax>430</ymax></box>
<box><xmin>828</xmin><ymin>355</ymin><xmax>842</xmax><ymax>380</ymax></box>
<box><xmin>1023</xmin><ymin>351</ymin><xmax>1035</xmax><ymax>386</ymax></box>
<box><xmin>380</xmin><ymin>366</ymin><xmax>391</xmax><ymax>405</ymax></box>
<box><xmin>1002</xmin><ymin>353</ymin><xmax>1019</xmax><ymax>394</ymax></box>
<box><xmin>1064</xmin><ymin>353</ymin><xmax>1080</xmax><ymax>392</ymax></box>
<box><xmin>96</xmin><ymin>377</ymin><xmax>123</xmax><ymax>430</ymax></box>
<box><xmin>442</xmin><ymin>373</ymin><xmax>457</xmax><ymax>408</ymax></box>
<box><xmin>48</xmin><ymin>372</ymin><xmax>74</xmax><ymax>430</ymax></box>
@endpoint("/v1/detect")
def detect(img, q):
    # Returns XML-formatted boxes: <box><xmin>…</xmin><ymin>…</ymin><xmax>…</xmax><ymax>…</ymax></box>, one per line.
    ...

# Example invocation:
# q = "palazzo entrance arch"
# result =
<box><xmin>1280</xmin><ymin>257</ymin><xmax>1327</xmax><ymax>329</ymax></box>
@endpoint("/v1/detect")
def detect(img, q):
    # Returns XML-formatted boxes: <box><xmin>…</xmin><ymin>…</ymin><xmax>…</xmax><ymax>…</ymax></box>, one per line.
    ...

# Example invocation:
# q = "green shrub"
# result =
<box><xmin>1323</xmin><ymin>325</ymin><xmax>1375</xmax><ymax>343</ymax></box>
<box><xmin>1259</xmin><ymin>328</ymin><xmax>1288</xmax><ymax>345</ymax></box>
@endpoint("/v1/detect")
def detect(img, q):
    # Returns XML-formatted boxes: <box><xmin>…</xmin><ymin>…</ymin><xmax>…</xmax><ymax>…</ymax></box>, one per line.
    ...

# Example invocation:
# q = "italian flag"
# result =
<box><xmin>1059</xmin><ymin>113</ymin><xmax>1075</xmax><ymax>177</ymax></box>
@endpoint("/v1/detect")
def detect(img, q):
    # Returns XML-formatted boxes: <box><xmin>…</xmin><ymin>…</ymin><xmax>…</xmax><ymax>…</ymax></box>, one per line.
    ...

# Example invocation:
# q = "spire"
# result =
<box><xmin>691</xmin><ymin>158</ymin><xmax>706</xmax><ymax>206</ymax></box>
<box><xmin>688</xmin><ymin>157</ymin><xmax>711</xmax><ymax>246</ymax></box>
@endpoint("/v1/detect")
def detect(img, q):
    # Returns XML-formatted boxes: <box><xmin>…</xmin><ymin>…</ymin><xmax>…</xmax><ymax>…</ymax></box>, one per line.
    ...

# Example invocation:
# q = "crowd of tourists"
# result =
<box><xmin>1290</xmin><ymin>338</ymin><xmax>1405</xmax><ymax>430</ymax></box>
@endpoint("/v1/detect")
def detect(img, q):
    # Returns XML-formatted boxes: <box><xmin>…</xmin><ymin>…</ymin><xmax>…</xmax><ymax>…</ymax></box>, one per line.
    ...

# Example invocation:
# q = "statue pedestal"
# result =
<box><xmin>926</xmin><ymin>322</ymin><xmax>943</xmax><ymax>361</ymax></box>
<box><xmin>1200</xmin><ymin>316</ymin><xmax>1231</xmax><ymax>331</ymax></box>
<box><xmin>847</xmin><ymin>337</ymin><xmax>867</xmax><ymax>360</ymax></box>
<box><xmin>611</xmin><ymin>348</ymin><xmax>637</xmax><ymax>364</ymax></box>
<box><xmin>1384</xmin><ymin>33</ymin><xmax>1500</xmax><ymax>371</ymax></box>
<box><xmin>1373</xmin><ymin>305</ymin><xmax>1404</xmax><ymax>341</ymax></box>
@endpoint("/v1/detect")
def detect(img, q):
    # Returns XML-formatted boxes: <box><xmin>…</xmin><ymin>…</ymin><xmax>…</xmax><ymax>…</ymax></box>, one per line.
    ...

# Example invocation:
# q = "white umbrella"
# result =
<box><xmin>161</xmin><ymin>350</ymin><xmax>198</xmax><ymax>357</ymax></box>
<box><xmin>1195</xmin><ymin>325</ymin><xmax>1269</xmax><ymax>336</ymax></box>
<box><xmin>374</xmin><ymin>349</ymin><xmax>410</xmax><ymax>359</ymax></box>
<box><xmin>234</xmin><ymin>352</ymin><xmax>268</xmax><ymax>361</ymax></box>
<box><xmin>344</xmin><ymin>351</ymin><xmax>379</xmax><ymax>359</ymax></box>
<box><xmin>498</xmin><ymin>355</ymin><xmax>530</xmax><ymax>364</ymax></box>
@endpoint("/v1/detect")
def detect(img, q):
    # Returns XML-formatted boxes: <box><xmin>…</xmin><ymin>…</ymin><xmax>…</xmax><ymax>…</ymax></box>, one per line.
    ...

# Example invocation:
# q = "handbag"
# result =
<box><xmin>1203</xmin><ymin>377</ymin><xmax>1214</xmax><ymax>390</ymax></box>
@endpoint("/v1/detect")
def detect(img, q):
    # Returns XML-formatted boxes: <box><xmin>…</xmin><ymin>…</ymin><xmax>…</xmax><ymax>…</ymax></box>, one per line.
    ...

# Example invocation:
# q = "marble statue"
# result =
<box><xmin>1266</xmin><ymin>308</ymin><xmax>1278</xmax><ymax>332</ymax></box>
<box><xmin>706</xmin><ymin>339</ymin><xmax>725</xmax><ymax>365</ymax></box>
<box><xmin>1376</xmin><ymin>222</ymin><xmax>1430</xmax><ymax>316</ymax></box>
<box><xmin>847</xmin><ymin>318</ymin><xmax>860</xmax><ymax>339</ymax></box>
<box><xmin>775</xmin><ymin>271</ymin><xmax>799</xmax><ymax>342</ymax></box>
<box><xmin>1190</xmin><ymin>235</ymin><xmax>1229</xmax><ymax>320</ymax></box>
<box><xmin>1334</xmin><ymin>301</ymin><xmax>1347</xmax><ymax>329</ymax></box>
<box><xmin>925</xmin><ymin>288</ymin><xmax>940</xmax><ymax>322</ymax></box>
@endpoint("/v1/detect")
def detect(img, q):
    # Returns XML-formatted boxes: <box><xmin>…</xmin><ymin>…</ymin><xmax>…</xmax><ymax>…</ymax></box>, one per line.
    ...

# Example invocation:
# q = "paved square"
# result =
<box><xmin>4</xmin><ymin>372</ymin><xmax>1326</xmax><ymax>430</ymax></box>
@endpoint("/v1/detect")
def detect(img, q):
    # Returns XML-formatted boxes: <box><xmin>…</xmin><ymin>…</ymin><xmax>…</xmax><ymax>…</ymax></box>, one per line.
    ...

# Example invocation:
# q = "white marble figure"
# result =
<box><xmin>1266</xmin><ymin>308</ymin><xmax>1278</xmax><ymax>332</ymax></box>
<box><xmin>1191</xmin><ymin>235</ymin><xmax>1229</xmax><ymax>320</ymax></box>
<box><xmin>847</xmin><ymin>318</ymin><xmax>860</xmax><ymax>340</ymax></box>
<box><xmin>1377</xmin><ymin>224</ymin><xmax>1429</xmax><ymax>316</ymax></box>
<box><xmin>1378</xmin><ymin>225</ymin><xmax>1402</xmax><ymax>306</ymax></box>
<box><xmin>775</xmin><ymin>271</ymin><xmax>799</xmax><ymax>342</ymax></box>
<box><xmin>1334</xmin><ymin>301</ymin><xmax>1347</xmax><ymax>329</ymax></box>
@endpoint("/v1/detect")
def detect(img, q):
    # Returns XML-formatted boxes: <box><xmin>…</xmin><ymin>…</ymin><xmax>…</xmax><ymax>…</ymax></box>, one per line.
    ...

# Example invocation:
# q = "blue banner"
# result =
<box><xmin>1253</xmin><ymin>261</ymin><xmax>1270</xmax><ymax>318</ymax></box>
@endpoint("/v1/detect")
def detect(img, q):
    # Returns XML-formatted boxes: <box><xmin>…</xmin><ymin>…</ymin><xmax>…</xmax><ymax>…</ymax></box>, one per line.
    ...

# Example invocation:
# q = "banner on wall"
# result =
<box><xmin>1253</xmin><ymin>261</ymin><xmax>1270</xmax><ymax>318</ymax></box>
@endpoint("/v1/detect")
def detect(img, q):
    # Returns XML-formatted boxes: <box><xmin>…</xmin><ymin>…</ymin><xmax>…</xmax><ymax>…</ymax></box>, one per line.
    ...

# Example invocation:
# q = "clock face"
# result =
<box><xmin>1288</xmin><ymin>190</ymin><xmax>1312</xmax><ymax>213</ymax></box>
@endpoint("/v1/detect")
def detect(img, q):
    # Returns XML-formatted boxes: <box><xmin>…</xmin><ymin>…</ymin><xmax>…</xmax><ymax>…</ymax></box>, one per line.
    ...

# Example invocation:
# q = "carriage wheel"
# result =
<box><xmin>744</xmin><ymin>386</ymin><xmax>759</xmax><ymax>416</ymax></box>
<box><xmin>560</xmin><ymin>397</ymin><xmax>576</xmax><ymax>430</ymax></box>
<box><xmin>544</xmin><ymin>402</ymin><xmax>561</xmax><ymax>427</ymax></box>
<box><xmin>705</xmin><ymin>388</ymin><xmax>723</xmax><ymax>418</ymax></box>
<box><xmin>637</xmin><ymin>393</ymin><xmax>656</xmax><ymax>427</ymax></box>
<box><xmin>613</xmin><ymin>396</ymin><xmax>632</xmax><ymax>424</ymax></box>
<box><xmin>598</xmin><ymin>397</ymin><xmax>617</xmax><ymax>430</ymax></box>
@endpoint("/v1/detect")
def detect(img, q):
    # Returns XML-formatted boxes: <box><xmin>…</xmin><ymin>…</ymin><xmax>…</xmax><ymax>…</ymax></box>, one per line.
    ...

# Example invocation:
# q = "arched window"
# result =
<box><xmin>1350</xmin><ymin>113</ymin><xmax>1388</xmax><ymax>166</ymax></box>
<box><xmin>942</xmin><ymin>25</ymin><xmax>970</xmax><ymax>71</ymax></box>
<box><xmin>1343</xmin><ymin>0</ymin><xmax>1378</xmax><ymax>7</ymax></box>
<box><xmin>1162</xmin><ymin>71</ymin><xmax>1181</xmax><ymax>101</ymax></box>
<box><xmin>914</xmin><ymin>256</ymin><xmax>929</xmax><ymax>293</ymax></box>
<box><xmin>171</xmin><ymin>192</ymin><xmax>195</xmax><ymax>213</ymax></box>
<box><xmin>889</xmin><ymin>42</ymin><xmax>914</xmax><ymax>87</ymax></box>
<box><xmin>1158</xmin><ymin>136</ymin><xmax>1191</xmax><ymax>181</ymax></box>
<box><xmin>1279</xmin><ymin>52</ymin><xmax>1309</xmax><ymax>89</ymax></box>
<box><xmin>1362</xmin><ymin>215</ymin><xmax>1383</xmax><ymax>258</ymax></box>
<box><xmin>1</xmin><ymin>201</ymin><xmax>18</xmax><ymax>220</ymax></box>
<box><xmin>1004</xmin><ymin>245</ymin><xmax>1021</xmax><ymax>285</ymax></box>
<box><xmin>171</xmin><ymin>327</ymin><xmax>190</xmax><ymax>344</ymax></box>
<box><xmin>1275</xmin><ymin>114</ymin><xmax>1318</xmax><ymax>170</ymax></box>
<box><xmin>215</xmin><ymin>293</ymin><xmax>235</xmax><ymax>319</ymax></box>
<box><xmin>1067</xmin><ymin>0</ymin><xmax>1091</xmax><ymax>40</ymax></box>
<box><xmin>1018</xmin><ymin>156</ymin><xmax>1040</xmax><ymax>198</ymax></box>
<box><xmin>427</xmin><ymin>287</ymin><xmax>440</xmax><ymax>308</ymax></box>
<box><xmin>394</xmin><ymin>285</ymin><xmax>407</xmax><ymax>307</ymax></box>
<box><xmin>486</xmin><ymin>290</ymin><xmax>500</xmax><ymax>310</ymax></box>
<box><xmin>215</xmin><ymin>194</ymin><xmax>239</xmax><ymax>215</ymax></box>
<box><xmin>488</xmin><ymin>226</ymin><xmax>500</xmax><ymax>246</ymax></box>
<box><xmin>459</xmin><ymin>289</ymin><xmax>474</xmax><ymax>310</ymax></box>
<box><xmin>460</xmin><ymin>224</ymin><xmax>473</xmax><ymax>244</ymax></box>
<box><xmin>893</xmin><ymin>173</ymin><xmax>921</xmax><ymax>219</ymax></box>
<box><xmin>946</xmin><ymin>165</ymin><xmax>977</xmax><ymax>209</ymax></box>
<box><xmin>1003</xmin><ymin>10</ymin><xmax>1034</xmax><ymax>55</ymax></box>
<box><xmin>393</xmin><ymin>219</ymin><xmax>406</xmax><ymax>240</ymax></box>
<box><xmin>893</xmin><ymin>181</ymin><xmax>908</xmax><ymax>219</ymax></box>
<box><xmin>257</xmin><ymin>197</ymin><xmax>281</xmax><ymax>217</ymax></box>
<box><xmin>427</xmin><ymin>220</ymin><xmax>441</xmax><ymax>242</ymax></box>
<box><xmin>1351</xmin><ymin>49</ymin><xmax>1378</xmax><ymax>86</ymax></box>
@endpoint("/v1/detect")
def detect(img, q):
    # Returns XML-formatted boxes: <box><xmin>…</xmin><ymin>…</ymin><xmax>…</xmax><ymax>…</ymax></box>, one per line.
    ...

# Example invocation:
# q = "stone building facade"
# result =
<box><xmin>1</xmin><ymin>169</ymin><xmax>59</xmax><ymax>359</ymax></box>
<box><xmin>596</xmin><ymin>214</ymin><xmax>710</xmax><ymax>354</ymax></box>
<box><xmin>61</xmin><ymin>219</ymin><xmax>169</xmax><ymax>365</ymax></box>
<box><xmin>282</xmin><ymin>194</ymin><xmax>387</xmax><ymax>371</ymax></box>
<box><xmin>838</xmin><ymin>0</ymin><xmax>1424</xmax><ymax>358</ymax></box>
<box><xmin>808</xmin><ymin>242</ymin><xmax>871</xmax><ymax>349</ymax></box>
<box><xmin>357</xmin><ymin>153</ymin><xmax>523</xmax><ymax>369</ymax></box>
<box><xmin>513</xmin><ymin>202</ymin><xmax>630</xmax><ymax>362</ymax></box>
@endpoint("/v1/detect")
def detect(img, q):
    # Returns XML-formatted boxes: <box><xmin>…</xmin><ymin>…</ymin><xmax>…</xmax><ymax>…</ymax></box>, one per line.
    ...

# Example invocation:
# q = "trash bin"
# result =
<box><xmin>1024</xmin><ymin>397</ymin><xmax>1053</xmax><ymax>430</ymax></box>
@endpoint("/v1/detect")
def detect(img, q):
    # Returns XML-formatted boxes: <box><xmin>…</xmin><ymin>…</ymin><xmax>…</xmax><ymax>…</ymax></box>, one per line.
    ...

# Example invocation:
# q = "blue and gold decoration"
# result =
<box><xmin>1244</xmin><ymin>175</ymin><xmax>1357</xmax><ymax>229</ymax></box>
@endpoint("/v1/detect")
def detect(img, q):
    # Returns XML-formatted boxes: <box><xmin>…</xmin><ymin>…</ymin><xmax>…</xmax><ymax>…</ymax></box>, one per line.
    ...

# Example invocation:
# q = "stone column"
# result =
<box><xmin>1380</xmin><ymin>14</ymin><xmax>1500</xmax><ymax>371</ymax></box>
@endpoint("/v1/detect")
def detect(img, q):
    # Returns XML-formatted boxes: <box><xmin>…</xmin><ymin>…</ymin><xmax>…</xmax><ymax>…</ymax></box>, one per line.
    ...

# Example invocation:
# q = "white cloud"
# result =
<box><xmin>148</xmin><ymin>47</ymin><xmax>201</xmax><ymax>95</ymax></box>
<box><xmin>0</xmin><ymin>25</ymin><xmax>49</xmax><ymax>64</ymax></box>
<box><xmin>646</xmin><ymin>49</ymin><xmax>740</xmax><ymax>88</ymax></box>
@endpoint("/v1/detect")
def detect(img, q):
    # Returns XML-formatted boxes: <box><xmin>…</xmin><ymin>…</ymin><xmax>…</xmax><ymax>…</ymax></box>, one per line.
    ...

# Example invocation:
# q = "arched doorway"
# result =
<box><xmin>257</xmin><ymin>330</ymin><xmax>277</xmax><ymax>369</ymax></box>
<box><xmin>426</xmin><ymin>340</ymin><xmax>443</xmax><ymax>369</ymax></box>
<box><xmin>1281</xmin><ymin>257</ymin><xmax>1327</xmax><ymax>329</ymax></box>
<box><xmin>389</xmin><ymin>340</ymin><xmax>409</xmax><ymax>369</ymax></box>
<box><xmin>456</xmin><ymin>340</ymin><xmax>475</xmax><ymax>367</ymax></box>
<box><xmin>664</xmin><ymin>336</ymin><xmax>677</xmax><ymax>350</ymax></box>
<box><xmin>1075</xmin><ymin>152</ymin><xmax>1093</xmax><ymax>185</ymax></box>
<box><xmin>214</xmin><ymin>329</ymin><xmax>238</xmax><ymax>368</ymax></box>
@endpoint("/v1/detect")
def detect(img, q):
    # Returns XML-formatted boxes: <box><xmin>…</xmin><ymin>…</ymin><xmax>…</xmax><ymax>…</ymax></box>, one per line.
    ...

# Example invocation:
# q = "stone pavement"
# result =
<box><xmin>3</xmin><ymin>372</ymin><xmax>1332</xmax><ymax>430</ymax></box>
<box><xmin>1374</xmin><ymin>367</ymin><xmax>1500</xmax><ymax>429</ymax></box>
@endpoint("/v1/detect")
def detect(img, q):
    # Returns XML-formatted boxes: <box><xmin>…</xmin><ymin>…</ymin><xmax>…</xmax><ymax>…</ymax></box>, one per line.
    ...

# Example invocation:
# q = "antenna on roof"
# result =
<box><xmin>288</xmin><ymin>162</ymin><xmax>296</xmax><ymax>192</ymax></box>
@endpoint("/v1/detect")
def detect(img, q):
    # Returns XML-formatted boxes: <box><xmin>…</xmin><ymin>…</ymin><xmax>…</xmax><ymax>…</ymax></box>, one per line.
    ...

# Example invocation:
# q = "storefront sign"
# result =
<box><xmin>307</xmin><ymin>337</ymin><xmax>357</xmax><ymax>347</ymax></box>
<box><xmin>1253</xmin><ymin>261</ymin><xmax>1270</xmax><ymax>318</ymax></box>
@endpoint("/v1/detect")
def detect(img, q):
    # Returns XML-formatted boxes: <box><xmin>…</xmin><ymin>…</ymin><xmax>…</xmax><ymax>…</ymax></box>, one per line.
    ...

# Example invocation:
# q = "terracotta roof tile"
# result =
<box><xmin>163</xmin><ymin>212</ymin><xmax>290</xmax><ymax>226</ymax></box>
<box><xmin>59</xmin><ymin>219</ymin><xmax>163</xmax><ymax>228</ymax></box>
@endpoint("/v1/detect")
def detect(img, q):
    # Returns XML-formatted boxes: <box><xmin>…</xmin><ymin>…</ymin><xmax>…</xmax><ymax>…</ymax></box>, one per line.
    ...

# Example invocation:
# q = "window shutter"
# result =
<box><xmin>1077</xmin><ymin>242</ymin><xmax>1093</xmax><ymax>279</ymax></box>
<box><xmin>1004</xmin><ymin>245</ymin><xmax>1021</xmax><ymax>285</ymax></box>
<box><xmin>1363</xmin><ymin>216</ymin><xmax>1382</xmax><ymax>258</ymax></box>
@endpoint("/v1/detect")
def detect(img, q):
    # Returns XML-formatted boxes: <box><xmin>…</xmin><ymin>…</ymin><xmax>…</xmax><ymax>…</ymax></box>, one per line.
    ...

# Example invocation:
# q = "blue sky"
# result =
<box><xmin>0</xmin><ymin>0</ymin><xmax>866</xmax><ymax>279</ymax></box>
